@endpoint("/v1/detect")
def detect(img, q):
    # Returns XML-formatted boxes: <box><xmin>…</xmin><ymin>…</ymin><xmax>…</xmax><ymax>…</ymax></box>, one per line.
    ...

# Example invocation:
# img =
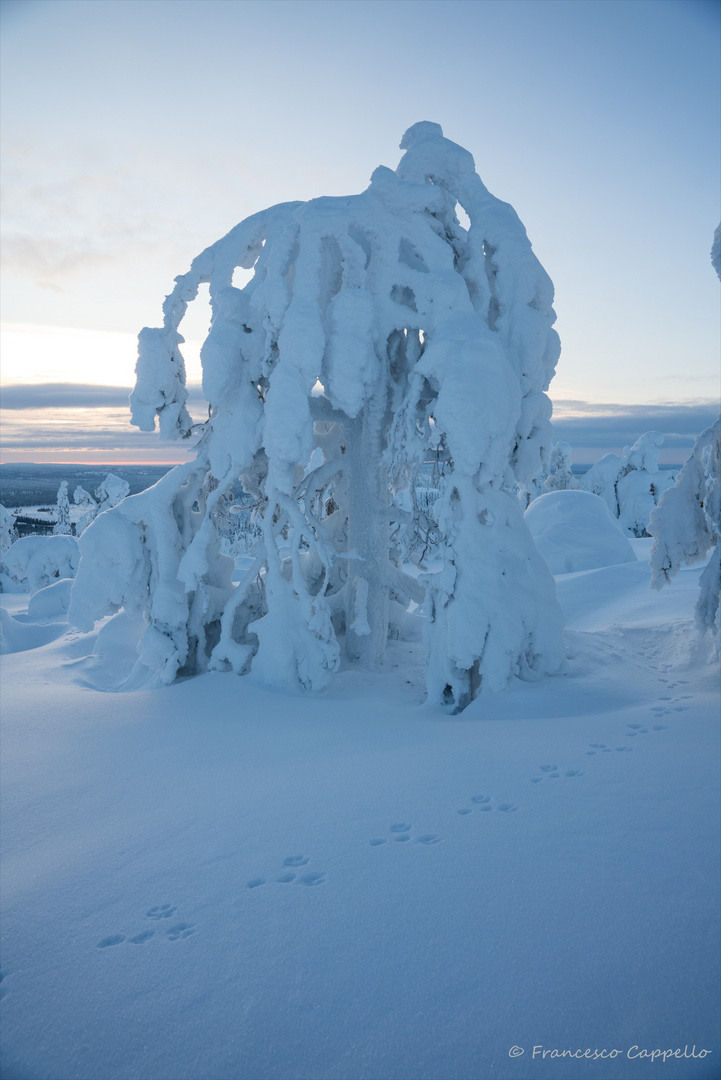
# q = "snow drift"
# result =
<box><xmin>525</xmin><ymin>490</ymin><xmax>637</xmax><ymax>575</ymax></box>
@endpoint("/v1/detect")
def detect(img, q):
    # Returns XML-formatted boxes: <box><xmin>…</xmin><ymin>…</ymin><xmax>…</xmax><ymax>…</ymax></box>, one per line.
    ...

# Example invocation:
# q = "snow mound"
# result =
<box><xmin>525</xmin><ymin>490</ymin><xmax>636</xmax><ymax>574</ymax></box>
<box><xmin>0</xmin><ymin>607</ymin><xmax>68</xmax><ymax>654</ymax></box>
<box><xmin>27</xmin><ymin>577</ymin><xmax>73</xmax><ymax>619</ymax></box>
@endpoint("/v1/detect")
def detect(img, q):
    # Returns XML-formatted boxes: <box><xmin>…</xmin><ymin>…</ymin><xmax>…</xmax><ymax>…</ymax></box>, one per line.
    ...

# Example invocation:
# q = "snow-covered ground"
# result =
<box><xmin>1</xmin><ymin>541</ymin><xmax>719</xmax><ymax>1080</ymax></box>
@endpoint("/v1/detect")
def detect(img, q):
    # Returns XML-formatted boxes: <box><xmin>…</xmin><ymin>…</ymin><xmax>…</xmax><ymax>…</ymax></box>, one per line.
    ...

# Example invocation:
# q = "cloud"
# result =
<box><xmin>1</xmin><ymin>386</ymin><xmax>717</xmax><ymax>466</ymax></box>
<box><xmin>1</xmin><ymin>383</ymin><xmax>131</xmax><ymax>409</ymax></box>
<box><xmin>551</xmin><ymin>400</ymin><xmax>719</xmax><ymax>450</ymax></box>
<box><xmin>1</xmin><ymin>382</ymin><xmax>206</xmax><ymax>410</ymax></box>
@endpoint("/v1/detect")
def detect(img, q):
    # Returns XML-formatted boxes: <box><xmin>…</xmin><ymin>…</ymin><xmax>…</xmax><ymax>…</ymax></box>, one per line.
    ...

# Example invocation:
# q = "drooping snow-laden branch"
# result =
<box><xmin>70</xmin><ymin>122</ymin><xmax>565</xmax><ymax>709</ymax></box>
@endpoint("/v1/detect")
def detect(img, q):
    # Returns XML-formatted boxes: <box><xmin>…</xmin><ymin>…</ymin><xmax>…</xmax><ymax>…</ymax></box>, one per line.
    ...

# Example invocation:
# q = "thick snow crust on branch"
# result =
<box><xmin>648</xmin><ymin>417</ymin><xmax>720</xmax><ymax>637</ymax></box>
<box><xmin>72</xmin><ymin>123</ymin><xmax>564</xmax><ymax>709</ymax></box>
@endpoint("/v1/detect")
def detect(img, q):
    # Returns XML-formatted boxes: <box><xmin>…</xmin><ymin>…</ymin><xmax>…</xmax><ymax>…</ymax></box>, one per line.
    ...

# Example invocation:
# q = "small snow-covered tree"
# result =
<box><xmin>648</xmin><ymin>417</ymin><xmax>720</xmax><ymax>637</ymax></box>
<box><xmin>73</xmin><ymin>487</ymin><xmax>98</xmax><ymax>535</ymax></box>
<box><xmin>543</xmin><ymin>441</ymin><xmax>577</xmax><ymax>492</ymax></box>
<box><xmin>70</xmin><ymin>122</ymin><xmax>564</xmax><ymax>709</ymax></box>
<box><xmin>711</xmin><ymin>223</ymin><xmax>721</xmax><ymax>281</ymax></box>
<box><xmin>95</xmin><ymin>473</ymin><xmax>130</xmax><ymax>511</ymax></box>
<box><xmin>1</xmin><ymin>504</ymin><xmax>19</xmax><ymax>554</ymax></box>
<box><xmin>53</xmin><ymin>481</ymin><xmax>73</xmax><ymax>536</ymax></box>
<box><xmin>580</xmin><ymin>431</ymin><xmax>675</xmax><ymax>537</ymax></box>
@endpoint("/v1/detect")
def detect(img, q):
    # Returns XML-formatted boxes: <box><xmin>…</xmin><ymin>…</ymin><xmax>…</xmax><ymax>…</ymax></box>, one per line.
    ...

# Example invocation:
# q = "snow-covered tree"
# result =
<box><xmin>70</xmin><ymin>122</ymin><xmax>564</xmax><ymax>710</ymax></box>
<box><xmin>648</xmin><ymin>417</ymin><xmax>720</xmax><ymax>637</ymax></box>
<box><xmin>73</xmin><ymin>487</ymin><xmax>98</xmax><ymax>535</ymax></box>
<box><xmin>53</xmin><ymin>481</ymin><xmax>73</xmax><ymax>536</ymax></box>
<box><xmin>5</xmin><ymin>534</ymin><xmax>79</xmax><ymax>592</ymax></box>
<box><xmin>543</xmin><ymin>441</ymin><xmax>577</xmax><ymax>492</ymax></box>
<box><xmin>95</xmin><ymin>474</ymin><xmax>130</xmax><ymax>511</ymax></box>
<box><xmin>579</xmin><ymin>431</ymin><xmax>675</xmax><ymax>537</ymax></box>
<box><xmin>711</xmin><ymin>223</ymin><xmax>721</xmax><ymax>281</ymax></box>
<box><xmin>1</xmin><ymin>504</ymin><xmax>18</xmax><ymax>554</ymax></box>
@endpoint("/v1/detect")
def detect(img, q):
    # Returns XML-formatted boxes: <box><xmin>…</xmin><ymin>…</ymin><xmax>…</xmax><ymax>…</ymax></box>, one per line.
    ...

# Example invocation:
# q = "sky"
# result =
<box><xmin>0</xmin><ymin>0</ymin><xmax>719</xmax><ymax>465</ymax></box>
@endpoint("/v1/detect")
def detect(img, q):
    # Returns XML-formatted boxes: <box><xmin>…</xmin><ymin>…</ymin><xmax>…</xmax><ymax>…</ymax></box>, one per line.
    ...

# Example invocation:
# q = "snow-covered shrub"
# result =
<box><xmin>95</xmin><ymin>473</ymin><xmax>130</xmax><ymax>511</ymax></box>
<box><xmin>74</xmin><ymin>486</ymin><xmax>98</xmax><ymax>535</ymax></box>
<box><xmin>53</xmin><ymin>481</ymin><xmax>73</xmax><ymax>536</ymax></box>
<box><xmin>580</xmin><ymin>431</ymin><xmax>675</xmax><ymax>537</ymax></box>
<box><xmin>649</xmin><ymin>417</ymin><xmax>720</xmax><ymax>637</ymax></box>
<box><xmin>543</xmin><ymin>441</ymin><xmax>577</xmax><ymax>492</ymax></box>
<box><xmin>71</xmin><ymin>122</ymin><xmax>564</xmax><ymax>710</ymax></box>
<box><xmin>5</xmin><ymin>534</ymin><xmax>79</xmax><ymax>592</ymax></box>
<box><xmin>525</xmin><ymin>490</ymin><xmax>636</xmax><ymax>575</ymax></box>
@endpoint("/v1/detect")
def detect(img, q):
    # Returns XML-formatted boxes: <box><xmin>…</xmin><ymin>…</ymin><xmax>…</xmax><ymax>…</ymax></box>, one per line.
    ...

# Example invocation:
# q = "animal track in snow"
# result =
<box><xmin>370</xmin><ymin>823</ymin><xmax>442</xmax><ymax>845</ymax></box>
<box><xmin>297</xmin><ymin>871</ymin><xmax>326</xmax><ymax>886</ymax></box>
<box><xmin>457</xmin><ymin>795</ymin><xmax>518</xmax><ymax>813</ymax></box>
<box><xmin>167</xmin><ymin>922</ymin><xmax>196</xmax><ymax>940</ymax></box>
<box><xmin>129</xmin><ymin>930</ymin><xmax>155</xmax><ymax>944</ymax></box>
<box><xmin>146</xmin><ymin>904</ymin><xmax>176</xmax><ymax>919</ymax></box>
<box><xmin>97</xmin><ymin>935</ymin><xmax>125</xmax><ymax>948</ymax></box>
<box><xmin>248</xmin><ymin>856</ymin><xmax>327</xmax><ymax>888</ymax></box>
<box><xmin>465</xmin><ymin>795</ymin><xmax>494</xmax><ymax>811</ymax></box>
<box><xmin>531</xmin><ymin>767</ymin><xmax>583</xmax><ymax>782</ymax></box>
<box><xmin>98</xmin><ymin>903</ymin><xmax>196</xmax><ymax>948</ymax></box>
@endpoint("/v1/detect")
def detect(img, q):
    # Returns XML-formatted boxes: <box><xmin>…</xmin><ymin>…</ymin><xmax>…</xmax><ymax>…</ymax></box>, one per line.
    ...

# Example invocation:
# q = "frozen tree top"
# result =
<box><xmin>131</xmin><ymin>121</ymin><xmax>560</xmax><ymax>492</ymax></box>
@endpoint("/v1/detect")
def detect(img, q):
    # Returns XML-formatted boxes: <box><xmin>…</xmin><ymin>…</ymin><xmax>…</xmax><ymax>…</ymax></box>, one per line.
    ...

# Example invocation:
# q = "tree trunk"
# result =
<box><xmin>345</xmin><ymin>399</ymin><xmax>390</xmax><ymax>667</ymax></box>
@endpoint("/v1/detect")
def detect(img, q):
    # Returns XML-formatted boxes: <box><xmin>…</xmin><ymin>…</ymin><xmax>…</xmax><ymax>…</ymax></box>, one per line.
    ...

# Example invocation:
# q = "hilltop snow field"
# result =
<box><xmin>1</xmin><ymin>543</ymin><xmax>719</xmax><ymax>1080</ymax></box>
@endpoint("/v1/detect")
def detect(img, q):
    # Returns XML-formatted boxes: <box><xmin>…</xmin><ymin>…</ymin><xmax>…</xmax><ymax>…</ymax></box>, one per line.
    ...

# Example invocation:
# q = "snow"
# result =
<box><xmin>525</xmin><ymin>490</ymin><xmax>636</xmax><ymax>574</ymax></box>
<box><xmin>3</xmin><ymin>533</ymin><xmax>79</xmax><ymax>592</ymax></box>
<box><xmin>649</xmin><ymin>416</ymin><xmax>720</xmax><ymax>638</ymax></box>
<box><xmin>88</xmin><ymin>124</ymin><xmax>566</xmax><ymax>711</ymax></box>
<box><xmin>1</xmin><ymin>542</ymin><xmax>719</xmax><ymax>1080</ymax></box>
<box><xmin>579</xmin><ymin>432</ymin><xmax>675</xmax><ymax>538</ymax></box>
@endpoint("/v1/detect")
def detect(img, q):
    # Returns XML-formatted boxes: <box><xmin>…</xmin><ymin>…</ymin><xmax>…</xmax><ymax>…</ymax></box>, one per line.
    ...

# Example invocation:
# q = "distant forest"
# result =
<box><xmin>0</xmin><ymin>464</ymin><xmax>172</xmax><ymax>509</ymax></box>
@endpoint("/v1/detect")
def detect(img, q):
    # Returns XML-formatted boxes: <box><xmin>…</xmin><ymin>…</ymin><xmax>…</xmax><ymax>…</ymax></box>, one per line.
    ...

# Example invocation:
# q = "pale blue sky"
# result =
<box><xmin>1</xmin><ymin>0</ymin><xmax>719</xmax><ymax>463</ymax></box>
